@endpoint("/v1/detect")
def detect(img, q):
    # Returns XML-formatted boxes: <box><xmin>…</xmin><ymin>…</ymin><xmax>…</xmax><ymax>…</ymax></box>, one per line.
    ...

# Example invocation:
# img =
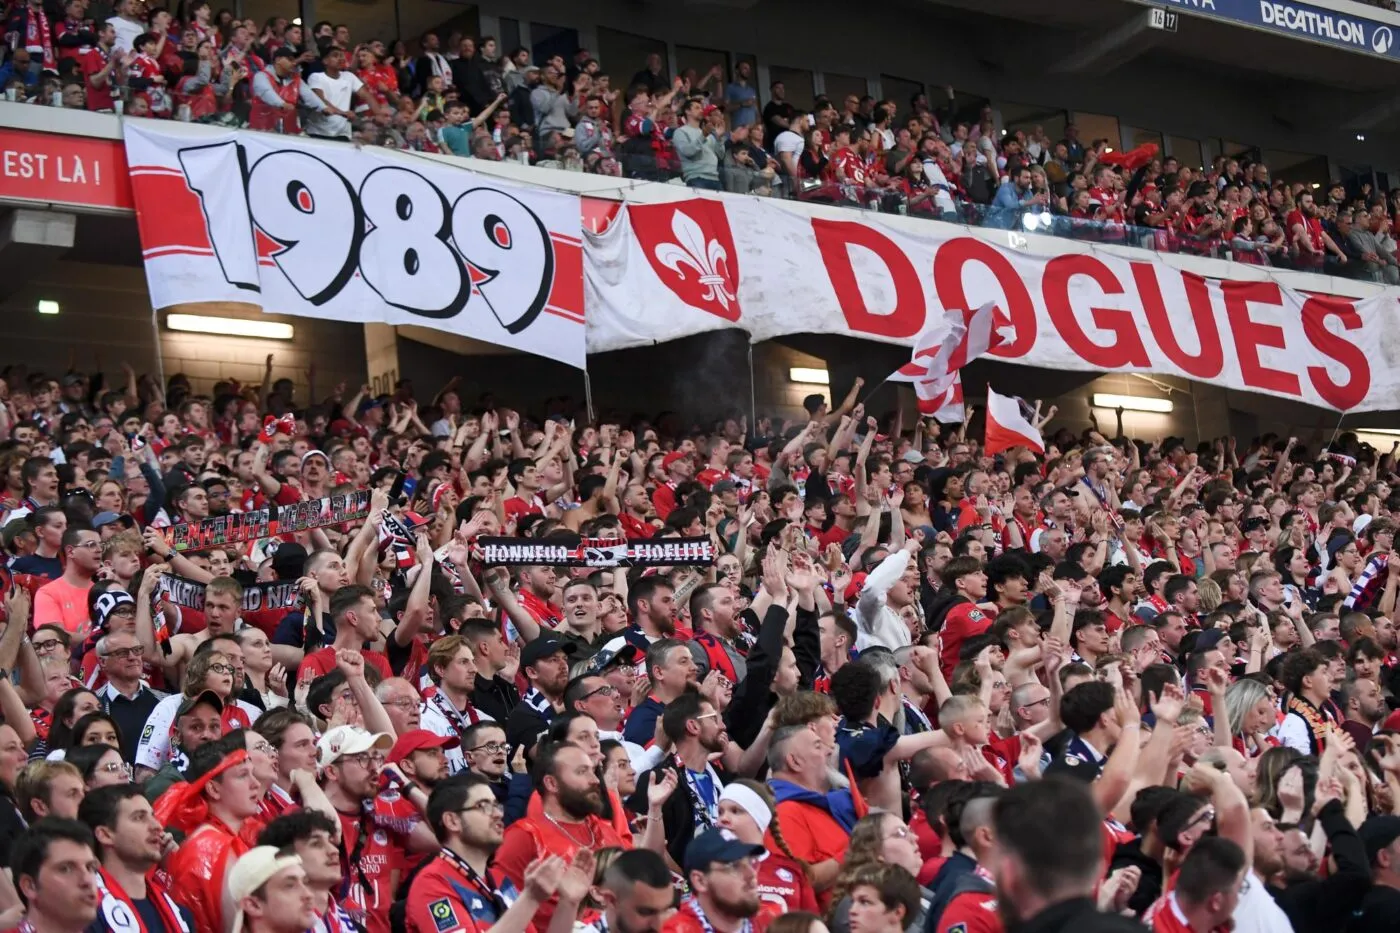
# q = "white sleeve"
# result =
<box><xmin>135</xmin><ymin>694</ymin><xmax>178</xmax><ymax>771</ymax></box>
<box><xmin>1276</xmin><ymin>712</ymin><xmax>1311</xmax><ymax>754</ymax></box>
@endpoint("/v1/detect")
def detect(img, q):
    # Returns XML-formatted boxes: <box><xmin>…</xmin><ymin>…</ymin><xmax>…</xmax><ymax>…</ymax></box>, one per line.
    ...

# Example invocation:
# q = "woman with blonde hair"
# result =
<box><xmin>828</xmin><ymin>811</ymin><xmax>929</xmax><ymax>933</ymax></box>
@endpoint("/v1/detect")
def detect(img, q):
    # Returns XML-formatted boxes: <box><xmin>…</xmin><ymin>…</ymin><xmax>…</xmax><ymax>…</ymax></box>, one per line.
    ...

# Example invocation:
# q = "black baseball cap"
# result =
<box><xmin>176</xmin><ymin>690</ymin><xmax>223</xmax><ymax>718</ymax></box>
<box><xmin>581</xmin><ymin>642</ymin><xmax>639</xmax><ymax>677</ymax></box>
<box><xmin>1360</xmin><ymin>814</ymin><xmax>1400</xmax><ymax>864</ymax></box>
<box><xmin>520</xmin><ymin>636</ymin><xmax>577</xmax><ymax>670</ymax></box>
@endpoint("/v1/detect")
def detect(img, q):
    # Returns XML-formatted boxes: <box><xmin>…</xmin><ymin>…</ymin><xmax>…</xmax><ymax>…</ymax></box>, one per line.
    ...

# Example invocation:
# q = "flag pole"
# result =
<box><xmin>747</xmin><ymin>344</ymin><xmax>757</xmax><ymax>428</ymax></box>
<box><xmin>583</xmin><ymin>369</ymin><xmax>595</xmax><ymax>423</ymax></box>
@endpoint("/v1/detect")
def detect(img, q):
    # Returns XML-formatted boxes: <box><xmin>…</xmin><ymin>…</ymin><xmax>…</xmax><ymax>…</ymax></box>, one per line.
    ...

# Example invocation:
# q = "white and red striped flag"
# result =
<box><xmin>985</xmin><ymin>387</ymin><xmax>1045</xmax><ymax>455</ymax></box>
<box><xmin>888</xmin><ymin>302</ymin><xmax>1010</xmax><ymax>421</ymax></box>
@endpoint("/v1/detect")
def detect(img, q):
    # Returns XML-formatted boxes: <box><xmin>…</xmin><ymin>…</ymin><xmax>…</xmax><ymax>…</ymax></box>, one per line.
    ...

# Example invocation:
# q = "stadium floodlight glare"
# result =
<box><xmin>36</xmin><ymin>300</ymin><xmax>59</xmax><ymax>315</ymax></box>
<box><xmin>1092</xmin><ymin>393</ymin><xmax>1172</xmax><ymax>414</ymax></box>
<box><xmin>166</xmin><ymin>314</ymin><xmax>295</xmax><ymax>340</ymax></box>
<box><xmin>788</xmin><ymin>367</ymin><xmax>830</xmax><ymax>385</ymax></box>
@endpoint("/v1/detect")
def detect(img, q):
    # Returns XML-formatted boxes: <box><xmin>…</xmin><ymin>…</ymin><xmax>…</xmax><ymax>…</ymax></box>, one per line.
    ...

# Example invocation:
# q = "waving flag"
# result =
<box><xmin>985</xmin><ymin>387</ymin><xmax>1045</xmax><ymax>455</ymax></box>
<box><xmin>888</xmin><ymin>302</ymin><xmax>1009</xmax><ymax>421</ymax></box>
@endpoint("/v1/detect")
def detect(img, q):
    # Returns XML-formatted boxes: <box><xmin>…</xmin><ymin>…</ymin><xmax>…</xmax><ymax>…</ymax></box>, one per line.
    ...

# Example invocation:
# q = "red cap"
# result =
<box><xmin>388</xmin><ymin>728</ymin><xmax>458</xmax><ymax>763</ymax></box>
<box><xmin>702</xmin><ymin>103</ymin><xmax>720</xmax><ymax>116</ymax></box>
<box><xmin>844</xmin><ymin>571</ymin><xmax>868</xmax><ymax>605</ymax></box>
<box><xmin>662</xmin><ymin>451</ymin><xmax>689</xmax><ymax>470</ymax></box>
<box><xmin>1384</xmin><ymin>709</ymin><xmax>1400</xmax><ymax>732</ymax></box>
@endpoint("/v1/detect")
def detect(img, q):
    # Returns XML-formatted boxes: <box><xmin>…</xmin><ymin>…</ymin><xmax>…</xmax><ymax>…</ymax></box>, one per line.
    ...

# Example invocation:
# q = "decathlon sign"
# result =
<box><xmin>1144</xmin><ymin>0</ymin><xmax>1400</xmax><ymax>60</ymax></box>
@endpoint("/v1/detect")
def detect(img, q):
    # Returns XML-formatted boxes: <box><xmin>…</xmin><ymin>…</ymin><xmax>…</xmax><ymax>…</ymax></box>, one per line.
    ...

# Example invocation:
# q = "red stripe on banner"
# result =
<box><xmin>129</xmin><ymin>172</ymin><xmax>213</xmax><ymax>255</ymax></box>
<box><xmin>547</xmin><ymin>238</ymin><xmax>585</xmax><ymax>320</ymax></box>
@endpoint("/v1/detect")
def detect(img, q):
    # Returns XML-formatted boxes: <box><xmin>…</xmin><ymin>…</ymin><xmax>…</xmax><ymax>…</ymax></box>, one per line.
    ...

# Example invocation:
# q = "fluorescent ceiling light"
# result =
<box><xmin>166</xmin><ymin>314</ymin><xmax>294</xmax><ymax>340</ymax></box>
<box><xmin>1093</xmin><ymin>393</ymin><xmax>1172</xmax><ymax>413</ymax></box>
<box><xmin>37</xmin><ymin>300</ymin><xmax>59</xmax><ymax>315</ymax></box>
<box><xmin>789</xmin><ymin>367</ymin><xmax>829</xmax><ymax>385</ymax></box>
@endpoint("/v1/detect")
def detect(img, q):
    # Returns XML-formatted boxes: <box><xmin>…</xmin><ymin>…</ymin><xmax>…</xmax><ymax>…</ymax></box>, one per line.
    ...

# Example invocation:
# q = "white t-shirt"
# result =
<box><xmin>304</xmin><ymin>70</ymin><xmax>364</xmax><ymax>139</ymax></box>
<box><xmin>1232</xmin><ymin>869</ymin><xmax>1293</xmax><ymax>933</ymax></box>
<box><xmin>774</xmin><ymin>130</ymin><xmax>804</xmax><ymax>163</ymax></box>
<box><xmin>106</xmin><ymin>15</ymin><xmax>143</xmax><ymax>52</ymax></box>
<box><xmin>134</xmin><ymin>693</ymin><xmax>262</xmax><ymax>771</ymax></box>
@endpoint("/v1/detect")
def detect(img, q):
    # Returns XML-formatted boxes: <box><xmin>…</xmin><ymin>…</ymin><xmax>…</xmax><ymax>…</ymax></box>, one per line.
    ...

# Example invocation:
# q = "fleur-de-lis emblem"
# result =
<box><xmin>652</xmin><ymin>209</ymin><xmax>736</xmax><ymax>310</ymax></box>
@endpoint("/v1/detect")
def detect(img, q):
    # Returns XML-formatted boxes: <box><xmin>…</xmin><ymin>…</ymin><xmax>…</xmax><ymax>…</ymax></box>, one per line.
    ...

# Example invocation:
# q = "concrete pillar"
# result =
<box><xmin>364</xmin><ymin>323</ymin><xmax>400</xmax><ymax>397</ymax></box>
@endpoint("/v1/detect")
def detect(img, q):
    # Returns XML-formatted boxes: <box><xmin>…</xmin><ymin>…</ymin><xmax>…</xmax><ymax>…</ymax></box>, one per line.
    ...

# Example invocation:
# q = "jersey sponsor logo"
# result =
<box><xmin>948</xmin><ymin>924</ymin><xmax>967</xmax><ymax>933</ymax></box>
<box><xmin>776</xmin><ymin>867</ymin><xmax>793</xmax><ymax>882</ymax></box>
<box><xmin>429</xmin><ymin>898</ymin><xmax>458</xmax><ymax>933</ymax></box>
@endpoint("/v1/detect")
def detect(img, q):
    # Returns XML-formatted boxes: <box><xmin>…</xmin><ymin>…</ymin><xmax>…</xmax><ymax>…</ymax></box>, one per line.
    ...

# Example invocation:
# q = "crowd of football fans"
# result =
<box><xmin>0</xmin><ymin>356</ymin><xmax>1388</xmax><ymax>933</ymax></box>
<box><xmin>6</xmin><ymin>0</ymin><xmax>1400</xmax><ymax>276</ymax></box>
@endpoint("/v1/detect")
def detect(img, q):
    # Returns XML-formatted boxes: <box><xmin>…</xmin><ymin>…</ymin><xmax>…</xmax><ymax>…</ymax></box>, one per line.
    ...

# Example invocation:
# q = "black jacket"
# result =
<box><xmin>629</xmin><ymin>756</ymin><xmax>731</xmax><ymax>868</ymax></box>
<box><xmin>1008</xmin><ymin>897</ymin><xmax>1146</xmax><ymax>933</ymax></box>
<box><xmin>725</xmin><ymin>603</ymin><xmax>793</xmax><ymax>749</ymax></box>
<box><xmin>1266</xmin><ymin>799</ymin><xmax>1371</xmax><ymax>933</ymax></box>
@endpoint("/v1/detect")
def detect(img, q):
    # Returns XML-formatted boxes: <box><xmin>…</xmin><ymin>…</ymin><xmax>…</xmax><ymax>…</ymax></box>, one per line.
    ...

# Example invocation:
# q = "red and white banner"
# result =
<box><xmin>585</xmin><ymin>197</ymin><xmax>1400</xmax><ymax>411</ymax></box>
<box><xmin>123</xmin><ymin>122</ymin><xmax>586</xmax><ymax>368</ymax></box>
<box><xmin>0</xmin><ymin>129</ymin><xmax>132</xmax><ymax>211</ymax></box>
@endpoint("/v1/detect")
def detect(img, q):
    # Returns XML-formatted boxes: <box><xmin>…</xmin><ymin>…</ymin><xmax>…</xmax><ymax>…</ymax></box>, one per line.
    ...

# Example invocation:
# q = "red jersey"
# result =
<box><xmin>502</xmin><ymin>494</ymin><xmax>544</xmax><ymax>526</ymax></box>
<box><xmin>755</xmin><ymin>851</ymin><xmax>818</xmax><ymax>914</ymax></box>
<box><xmin>518</xmin><ymin>590</ymin><xmax>562</xmax><ymax>630</ymax></box>
<box><xmin>981</xmin><ymin>733</ymin><xmax>1023</xmax><ymax>785</ymax></box>
<box><xmin>618</xmin><ymin>513</ymin><xmax>654</xmax><ymax>539</ymax></box>
<box><xmin>76</xmin><ymin>45</ymin><xmax>116</xmax><ymax>111</ymax></box>
<box><xmin>662</xmin><ymin>899</ymin><xmax>783</xmax><ymax>933</ymax></box>
<box><xmin>833</xmin><ymin>148</ymin><xmax>867</xmax><ymax>186</ymax></box>
<box><xmin>405</xmin><ymin>850</ymin><xmax>525</xmax><ymax>933</ymax></box>
<box><xmin>937</xmin><ymin>885</ymin><xmax>1002</xmax><ymax>933</ymax></box>
<box><xmin>1286</xmin><ymin>210</ymin><xmax>1324</xmax><ymax>253</ymax></box>
<box><xmin>1144</xmin><ymin>891</ymin><xmax>1225</xmax><ymax>933</ymax></box>
<box><xmin>695</xmin><ymin>467</ymin><xmax>726</xmax><ymax>490</ymax></box>
<box><xmin>336</xmin><ymin>793</ymin><xmax>416</xmax><ymax>933</ymax></box>
<box><xmin>356</xmin><ymin>63</ymin><xmax>399</xmax><ymax>106</ymax></box>
<box><xmin>651</xmin><ymin>482</ymin><xmax>679</xmax><ymax>521</ymax></box>
<box><xmin>939</xmin><ymin>602</ymin><xmax>995</xmax><ymax>678</ymax></box>
<box><xmin>298</xmin><ymin>647</ymin><xmax>393</xmax><ymax>683</ymax></box>
<box><xmin>492</xmin><ymin>811</ymin><xmax>626</xmax><ymax>933</ymax></box>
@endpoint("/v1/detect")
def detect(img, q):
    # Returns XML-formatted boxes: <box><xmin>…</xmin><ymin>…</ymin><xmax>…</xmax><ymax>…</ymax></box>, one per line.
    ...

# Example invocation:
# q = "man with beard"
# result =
<box><xmin>319</xmin><ymin>724</ymin><xmax>435</xmax><ymax>933</ymax></box>
<box><xmin>623</xmin><ymin>638</ymin><xmax>699</xmax><ymax>746</ymax></box>
<box><xmin>296</xmin><ymin>584</ymin><xmax>394</xmax><ymax>682</ymax></box>
<box><xmin>422</xmin><ymin>635</ymin><xmax>494</xmax><ymax>775</ymax></box>
<box><xmin>1263</xmin><ymin>776</ymin><xmax>1370</xmax><ymax>932</ymax></box>
<box><xmin>629</xmin><ymin>692</ymin><xmax>729</xmax><ymax>866</ymax></box>
<box><xmin>492</xmin><ymin>741</ymin><xmax>628</xmax><ymax>933</ymax></box>
<box><xmin>1340</xmin><ymin>673</ymin><xmax>1387</xmax><ymax>749</ymax></box>
<box><xmin>160</xmin><ymin>735</ymin><xmax>266</xmax><ymax>933</ymax></box>
<box><xmin>1240</xmin><ymin>807</ymin><xmax>1293</xmax><ymax>933</ymax></box>
<box><xmin>619</xmin><ymin>577</ymin><xmax>679</xmax><ymax>653</ymax></box>
<box><xmin>406</xmin><ymin>774</ymin><xmax>527</xmax><ymax>933</ymax></box>
<box><xmin>387</xmin><ymin>729</ymin><xmax>456</xmax><ymax>801</ymax></box>
<box><xmin>690</xmin><ymin>584</ymin><xmax>747</xmax><ymax>683</ymax></box>
<box><xmin>504</xmin><ymin>637</ymin><xmax>575</xmax><ymax>755</ymax></box>
<box><xmin>1353</xmin><ymin>815</ymin><xmax>1400</xmax><ymax>933</ymax></box>
<box><xmin>139</xmin><ymin>691</ymin><xmax>225</xmax><ymax>797</ymax></box>
<box><xmin>662</xmin><ymin>828</ymin><xmax>772</xmax><ymax>933</ymax></box>
<box><xmin>988</xmin><ymin>779</ymin><xmax>1141</xmax><ymax>933</ymax></box>
<box><xmin>257</xmin><ymin>810</ymin><xmax>357</xmax><ymax>933</ymax></box>
<box><xmin>80</xmin><ymin>785</ymin><xmax>194</xmax><ymax>933</ymax></box>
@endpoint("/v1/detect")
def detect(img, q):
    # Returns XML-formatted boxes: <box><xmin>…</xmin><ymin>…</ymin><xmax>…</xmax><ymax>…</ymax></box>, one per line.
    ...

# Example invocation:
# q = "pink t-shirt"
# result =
<box><xmin>33</xmin><ymin>577</ymin><xmax>91</xmax><ymax>636</ymax></box>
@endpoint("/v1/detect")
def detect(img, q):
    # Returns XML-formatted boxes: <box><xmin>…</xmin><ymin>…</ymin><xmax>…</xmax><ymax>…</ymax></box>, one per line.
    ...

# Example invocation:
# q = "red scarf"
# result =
<box><xmin>25</xmin><ymin>6</ymin><xmax>55</xmax><ymax>71</ymax></box>
<box><xmin>95</xmin><ymin>866</ymin><xmax>190</xmax><ymax>933</ymax></box>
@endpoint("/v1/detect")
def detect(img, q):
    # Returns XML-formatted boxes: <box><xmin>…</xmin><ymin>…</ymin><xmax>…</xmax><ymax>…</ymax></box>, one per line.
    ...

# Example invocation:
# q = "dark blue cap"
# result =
<box><xmin>683</xmin><ymin>828</ymin><xmax>765</xmax><ymax>874</ymax></box>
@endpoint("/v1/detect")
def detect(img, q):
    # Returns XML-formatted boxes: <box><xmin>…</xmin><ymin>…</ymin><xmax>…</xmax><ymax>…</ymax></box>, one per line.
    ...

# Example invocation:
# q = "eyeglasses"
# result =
<box><xmin>340</xmin><ymin>752</ymin><xmax>385</xmax><ymax>768</ymax></box>
<box><xmin>461</xmin><ymin>800</ymin><xmax>504</xmax><ymax>815</ymax></box>
<box><xmin>208</xmin><ymin>663</ymin><xmax>236</xmax><ymax>675</ymax></box>
<box><xmin>581</xmin><ymin>685</ymin><xmax>619</xmax><ymax>701</ymax></box>
<box><xmin>381</xmin><ymin>697</ymin><xmax>420</xmax><ymax>710</ymax></box>
<box><xmin>101</xmin><ymin>646</ymin><xmax>144</xmax><ymax>660</ymax></box>
<box><xmin>32</xmin><ymin>639</ymin><xmax>65</xmax><ymax>654</ymax></box>
<box><xmin>72</xmin><ymin>540</ymin><xmax>102</xmax><ymax>550</ymax></box>
<box><xmin>694</xmin><ymin>712</ymin><xmax>722</xmax><ymax>722</ymax></box>
<box><xmin>98</xmin><ymin>761</ymin><xmax>133</xmax><ymax>779</ymax></box>
<box><xmin>250</xmin><ymin>740</ymin><xmax>277</xmax><ymax>757</ymax></box>
<box><xmin>883</xmin><ymin>825</ymin><xmax>913</xmax><ymax>841</ymax></box>
<box><xmin>469</xmin><ymin>742</ymin><xmax>507</xmax><ymax>754</ymax></box>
